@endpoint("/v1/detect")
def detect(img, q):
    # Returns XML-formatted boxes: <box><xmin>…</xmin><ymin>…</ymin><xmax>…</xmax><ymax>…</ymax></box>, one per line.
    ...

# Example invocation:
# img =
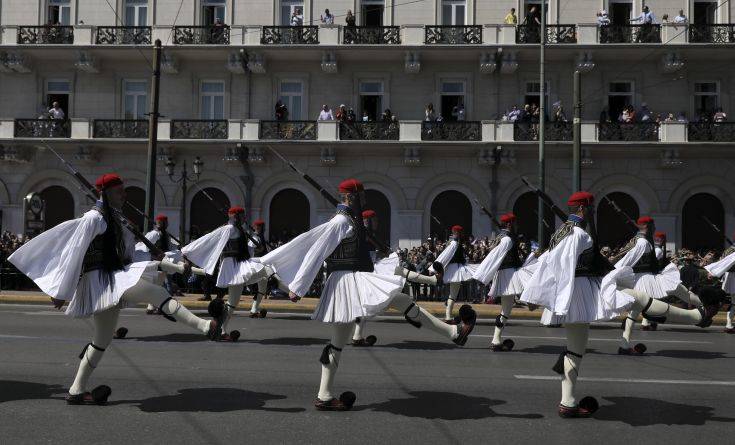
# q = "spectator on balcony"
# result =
<box><xmin>345</xmin><ymin>10</ymin><xmax>356</xmax><ymax>28</ymax></box>
<box><xmin>664</xmin><ymin>113</ymin><xmax>676</xmax><ymax>122</ymax></box>
<box><xmin>506</xmin><ymin>105</ymin><xmax>521</xmax><ymax>122</ymax></box>
<box><xmin>552</xmin><ymin>100</ymin><xmax>567</xmax><ymax>122</ymax></box>
<box><xmin>211</xmin><ymin>18</ymin><xmax>227</xmax><ymax>43</ymax></box>
<box><xmin>599</xmin><ymin>107</ymin><xmax>610</xmax><ymax>124</ymax></box>
<box><xmin>48</xmin><ymin>101</ymin><xmax>65</xmax><ymax>120</ymax></box>
<box><xmin>504</xmin><ymin>8</ymin><xmax>517</xmax><ymax>25</ymax></box>
<box><xmin>638</xmin><ymin>103</ymin><xmax>653</xmax><ymax>122</ymax></box>
<box><xmin>361</xmin><ymin>111</ymin><xmax>370</xmax><ymax>122</ymax></box>
<box><xmin>335</xmin><ymin>104</ymin><xmax>347</xmax><ymax>121</ymax></box>
<box><xmin>318</xmin><ymin>104</ymin><xmax>334</xmax><ymax>121</ymax></box>
<box><xmin>597</xmin><ymin>10</ymin><xmax>610</xmax><ymax>26</ymax></box>
<box><xmin>676</xmin><ymin>112</ymin><xmax>688</xmax><ymax>122</ymax></box>
<box><xmin>674</xmin><ymin>10</ymin><xmax>688</xmax><ymax>24</ymax></box>
<box><xmin>425</xmin><ymin>103</ymin><xmax>436</xmax><ymax>122</ymax></box>
<box><xmin>620</xmin><ymin>105</ymin><xmax>636</xmax><ymax>123</ymax></box>
<box><xmin>291</xmin><ymin>9</ymin><xmax>304</xmax><ymax>26</ymax></box>
<box><xmin>525</xmin><ymin>6</ymin><xmax>542</xmax><ymax>26</ymax></box>
<box><xmin>713</xmin><ymin>107</ymin><xmax>727</xmax><ymax>122</ymax></box>
<box><xmin>320</xmin><ymin>9</ymin><xmax>334</xmax><ymax>25</ymax></box>
<box><xmin>522</xmin><ymin>6</ymin><xmax>542</xmax><ymax>43</ymax></box>
<box><xmin>451</xmin><ymin>103</ymin><xmax>466</xmax><ymax>121</ymax></box>
<box><xmin>346</xmin><ymin>107</ymin><xmax>357</xmax><ymax>122</ymax></box>
<box><xmin>275</xmin><ymin>100</ymin><xmax>288</xmax><ymax>121</ymax></box>
<box><xmin>631</xmin><ymin>6</ymin><xmax>657</xmax><ymax>42</ymax></box>
<box><xmin>381</xmin><ymin>109</ymin><xmax>393</xmax><ymax>122</ymax></box>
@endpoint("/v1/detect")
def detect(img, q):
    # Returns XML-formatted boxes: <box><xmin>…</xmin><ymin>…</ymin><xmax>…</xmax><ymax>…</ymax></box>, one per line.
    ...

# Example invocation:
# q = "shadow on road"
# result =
<box><xmin>595</xmin><ymin>396</ymin><xmax>735</xmax><ymax>426</ymax></box>
<box><xmin>515</xmin><ymin>344</ymin><xmax>600</xmax><ymax>355</ymax></box>
<box><xmin>126</xmin><ymin>333</ymin><xmax>210</xmax><ymax>343</ymax></box>
<box><xmin>132</xmin><ymin>388</ymin><xmax>305</xmax><ymax>413</ymax></box>
<box><xmin>0</xmin><ymin>380</ymin><xmax>65</xmax><ymax>403</ymax></box>
<box><xmin>647</xmin><ymin>349</ymin><xmax>728</xmax><ymax>360</ymax></box>
<box><xmin>359</xmin><ymin>391</ymin><xmax>543</xmax><ymax>420</ymax></box>
<box><xmin>253</xmin><ymin>337</ymin><xmax>326</xmax><ymax>346</ymax></box>
<box><xmin>379</xmin><ymin>341</ymin><xmax>457</xmax><ymax>350</ymax></box>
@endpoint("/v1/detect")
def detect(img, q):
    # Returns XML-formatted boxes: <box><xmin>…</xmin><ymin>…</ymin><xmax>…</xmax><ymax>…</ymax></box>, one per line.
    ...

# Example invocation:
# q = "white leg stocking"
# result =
<box><xmin>561</xmin><ymin>323</ymin><xmax>589</xmax><ymax>408</ymax></box>
<box><xmin>389</xmin><ymin>292</ymin><xmax>457</xmax><ymax>339</ymax></box>
<box><xmin>352</xmin><ymin>318</ymin><xmax>366</xmax><ymax>341</ymax></box>
<box><xmin>122</xmin><ymin>279</ymin><xmax>210</xmax><ymax>333</ymax></box>
<box><xmin>668</xmin><ymin>284</ymin><xmax>702</xmax><ymax>306</ymax></box>
<box><xmin>223</xmin><ymin>284</ymin><xmax>244</xmax><ymax>332</ymax></box>
<box><xmin>619</xmin><ymin>309</ymin><xmax>640</xmax><ymax>349</ymax></box>
<box><xmin>397</xmin><ymin>268</ymin><xmax>438</xmax><ymax>286</ymax></box>
<box><xmin>250</xmin><ymin>279</ymin><xmax>267</xmax><ymax>314</ymax></box>
<box><xmin>69</xmin><ymin>306</ymin><xmax>120</xmax><ymax>395</ymax></box>
<box><xmin>317</xmin><ymin>323</ymin><xmax>353</xmax><ymax>401</ymax></box>
<box><xmin>491</xmin><ymin>294</ymin><xmax>516</xmax><ymax>345</ymax></box>
<box><xmin>446</xmin><ymin>282</ymin><xmax>460</xmax><ymax>321</ymax></box>
<box><xmin>727</xmin><ymin>303</ymin><xmax>735</xmax><ymax>329</ymax></box>
<box><xmin>625</xmin><ymin>289</ymin><xmax>703</xmax><ymax>325</ymax></box>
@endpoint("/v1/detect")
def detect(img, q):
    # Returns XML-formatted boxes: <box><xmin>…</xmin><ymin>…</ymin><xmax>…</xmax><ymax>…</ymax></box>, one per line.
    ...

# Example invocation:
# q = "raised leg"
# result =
<box><xmin>122</xmin><ymin>279</ymin><xmax>211</xmax><ymax>334</ymax></box>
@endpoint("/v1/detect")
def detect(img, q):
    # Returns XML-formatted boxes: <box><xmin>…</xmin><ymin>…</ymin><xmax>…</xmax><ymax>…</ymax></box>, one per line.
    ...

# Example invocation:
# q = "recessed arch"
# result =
<box><xmin>596</xmin><ymin>191</ymin><xmax>639</xmax><ymax>248</ymax></box>
<box><xmin>513</xmin><ymin>191</ymin><xmax>554</xmax><ymax>243</ymax></box>
<box><xmin>365</xmin><ymin>189</ymin><xmax>391</xmax><ymax>246</ymax></box>
<box><xmin>430</xmin><ymin>190</ymin><xmax>472</xmax><ymax>240</ymax></box>
<box><xmin>588</xmin><ymin>173</ymin><xmax>659</xmax><ymax>214</ymax></box>
<box><xmin>682</xmin><ymin>193</ymin><xmax>725</xmax><ymax>252</ymax></box>
<box><xmin>39</xmin><ymin>185</ymin><xmax>74</xmax><ymax>230</ymax></box>
<box><xmin>123</xmin><ymin>186</ymin><xmax>146</xmax><ymax>231</ymax></box>
<box><xmin>189</xmin><ymin>186</ymin><xmax>231</xmax><ymax>237</ymax></box>
<box><xmin>269</xmin><ymin>188</ymin><xmax>310</xmax><ymax>243</ymax></box>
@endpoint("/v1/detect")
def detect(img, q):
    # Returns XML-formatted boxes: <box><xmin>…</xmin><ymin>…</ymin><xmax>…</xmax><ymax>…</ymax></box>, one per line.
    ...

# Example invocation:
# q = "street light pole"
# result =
<box><xmin>144</xmin><ymin>39</ymin><xmax>162</xmax><ymax>231</ymax></box>
<box><xmin>537</xmin><ymin>1</ymin><xmax>547</xmax><ymax>247</ymax></box>
<box><xmin>572</xmin><ymin>70</ymin><xmax>582</xmax><ymax>192</ymax></box>
<box><xmin>180</xmin><ymin>161</ymin><xmax>188</xmax><ymax>244</ymax></box>
<box><xmin>165</xmin><ymin>156</ymin><xmax>203</xmax><ymax>245</ymax></box>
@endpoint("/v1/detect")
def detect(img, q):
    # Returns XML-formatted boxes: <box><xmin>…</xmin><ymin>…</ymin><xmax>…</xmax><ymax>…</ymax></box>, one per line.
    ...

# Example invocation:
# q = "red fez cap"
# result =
<box><xmin>567</xmin><ymin>191</ymin><xmax>594</xmax><ymax>207</ymax></box>
<box><xmin>637</xmin><ymin>216</ymin><xmax>654</xmax><ymax>225</ymax></box>
<box><xmin>228</xmin><ymin>206</ymin><xmax>245</xmax><ymax>215</ymax></box>
<box><xmin>654</xmin><ymin>231</ymin><xmax>666</xmax><ymax>239</ymax></box>
<box><xmin>95</xmin><ymin>173</ymin><xmax>123</xmax><ymax>191</ymax></box>
<box><xmin>338</xmin><ymin>178</ymin><xmax>364</xmax><ymax>194</ymax></box>
<box><xmin>500</xmin><ymin>212</ymin><xmax>516</xmax><ymax>224</ymax></box>
<box><xmin>451</xmin><ymin>225</ymin><xmax>463</xmax><ymax>233</ymax></box>
<box><xmin>362</xmin><ymin>209</ymin><xmax>376</xmax><ymax>219</ymax></box>
<box><xmin>253</xmin><ymin>219</ymin><xmax>265</xmax><ymax>226</ymax></box>
<box><xmin>155</xmin><ymin>214</ymin><xmax>168</xmax><ymax>222</ymax></box>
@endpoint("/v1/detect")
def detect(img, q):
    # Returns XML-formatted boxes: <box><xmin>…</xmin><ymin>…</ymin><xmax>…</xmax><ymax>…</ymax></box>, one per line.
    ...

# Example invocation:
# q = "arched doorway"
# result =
<box><xmin>39</xmin><ymin>185</ymin><xmax>74</xmax><ymax>230</ymax></box>
<box><xmin>430</xmin><ymin>190</ymin><xmax>472</xmax><ymax>240</ymax></box>
<box><xmin>190</xmin><ymin>187</ymin><xmax>230</xmax><ymax>237</ymax></box>
<box><xmin>269</xmin><ymin>188</ymin><xmax>309</xmax><ymax>243</ymax></box>
<box><xmin>123</xmin><ymin>186</ymin><xmax>146</xmax><ymax>231</ymax></box>
<box><xmin>513</xmin><ymin>191</ymin><xmax>554</xmax><ymax>244</ymax></box>
<box><xmin>365</xmin><ymin>189</ymin><xmax>391</xmax><ymax>246</ymax></box>
<box><xmin>596</xmin><ymin>192</ymin><xmax>639</xmax><ymax>249</ymax></box>
<box><xmin>682</xmin><ymin>193</ymin><xmax>725</xmax><ymax>253</ymax></box>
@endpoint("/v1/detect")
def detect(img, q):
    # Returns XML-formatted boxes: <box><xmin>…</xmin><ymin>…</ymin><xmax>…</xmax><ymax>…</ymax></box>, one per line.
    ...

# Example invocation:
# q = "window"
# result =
<box><xmin>608</xmin><ymin>81</ymin><xmax>634</xmax><ymax>121</ymax></box>
<box><xmin>124</xmin><ymin>80</ymin><xmax>147</xmax><ymax>119</ymax></box>
<box><xmin>281</xmin><ymin>0</ymin><xmax>304</xmax><ymax>26</ymax></box>
<box><xmin>361</xmin><ymin>0</ymin><xmax>384</xmax><ymax>26</ymax></box>
<box><xmin>694</xmin><ymin>82</ymin><xmax>719</xmax><ymax>116</ymax></box>
<box><xmin>442</xmin><ymin>0</ymin><xmax>466</xmax><ymax>26</ymax></box>
<box><xmin>694</xmin><ymin>1</ymin><xmax>717</xmax><ymax>26</ymax></box>
<box><xmin>200</xmin><ymin>81</ymin><xmax>225</xmax><ymax>119</ymax></box>
<box><xmin>524</xmin><ymin>1</ymin><xmax>549</xmax><ymax>21</ymax></box>
<box><xmin>46</xmin><ymin>79</ymin><xmax>71</xmax><ymax>114</ymax></box>
<box><xmin>279</xmin><ymin>80</ymin><xmax>303</xmax><ymax>120</ymax></box>
<box><xmin>359</xmin><ymin>80</ymin><xmax>384</xmax><ymax>121</ymax></box>
<box><xmin>125</xmin><ymin>0</ymin><xmax>148</xmax><ymax>26</ymax></box>
<box><xmin>440</xmin><ymin>80</ymin><xmax>465</xmax><ymax>121</ymax></box>
<box><xmin>609</xmin><ymin>0</ymin><xmax>633</xmax><ymax>24</ymax></box>
<box><xmin>524</xmin><ymin>81</ymin><xmax>549</xmax><ymax>108</ymax></box>
<box><xmin>202</xmin><ymin>0</ymin><xmax>226</xmax><ymax>25</ymax></box>
<box><xmin>47</xmin><ymin>0</ymin><xmax>71</xmax><ymax>25</ymax></box>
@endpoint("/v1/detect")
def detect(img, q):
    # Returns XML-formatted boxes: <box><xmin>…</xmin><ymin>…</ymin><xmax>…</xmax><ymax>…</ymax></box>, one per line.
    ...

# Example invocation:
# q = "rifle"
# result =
<box><xmin>601</xmin><ymin>194</ymin><xmax>638</xmax><ymax>231</ymax></box>
<box><xmin>518</xmin><ymin>176</ymin><xmax>568</xmax><ymax>222</ymax></box>
<box><xmin>266</xmin><ymin>145</ymin><xmax>394</xmax><ymax>254</ymax></box>
<box><xmin>702</xmin><ymin>215</ymin><xmax>734</xmax><ymax>246</ymax></box>
<box><xmin>472</xmin><ymin>198</ymin><xmax>502</xmax><ymax>228</ymax></box>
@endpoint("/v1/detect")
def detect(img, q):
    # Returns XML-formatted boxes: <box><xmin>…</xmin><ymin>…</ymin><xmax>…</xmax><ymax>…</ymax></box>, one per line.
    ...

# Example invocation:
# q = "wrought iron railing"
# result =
<box><xmin>259</xmin><ymin>121</ymin><xmax>317</xmax><ymax>140</ymax></box>
<box><xmin>343</xmin><ymin>26</ymin><xmax>400</xmax><ymax>44</ymax></box>
<box><xmin>514</xmin><ymin>122</ymin><xmax>573</xmax><ymax>141</ymax></box>
<box><xmin>172</xmin><ymin>25</ymin><xmax>230</xmax><ymax>44</ymax></box>
<box><xmin>688</xmin><ymin>24</ymin><xmax>735</xmax><ymax>43</ymax></box>
<box><xmin>93</xmin><ymin>120</ymin><xmax>148</xmax><ymax>138</ymax></box>
<box><xmin>17</xmin><ymin>25</ymin><xmax>74</xmax><ymax>44</ymax></box>
<box><xmin>170</xmin><ymin>120</ymin><xmax>228</xmax><ymax>139</ymax></box>
<box><xmin>687</xmin><ymin>122</ymin><xmax>735</xmax><ymax>142</ymax></box>
<box><xmin>261</xmin><ymin>26</ymin><xmax>319</xmax><ymax>44</ymax></box>
<box><xmin>599</xmin><ymin>24</ymin><xmax>661</xmax><ymax>43</ymax></box>
<box><xmin>95</xmin><ymin>26</ymin><xmax>152</xmax><ymax>45</ymax></box>
<box><xmin>339</xmin><ymin>122</ymin><xmax>399</xmax><ymax>140</ymax></box>
<box><xmin>598</xmin><ymin>122</ymin><xmax>659</xmax><ymax>141</ymax></box>
<box><xmin>421</xmin><ymin>121</ymin><xmax>481</xmax><ymax>141</ymax></box>
<box><xmin>14</xmin><ymin>119</ymin><xmax>70</xmax><ymax>138</ymax></box>
<box><xmin>424</xmin><ymin>25</ymin><xmax>482</xmax><ymax>44</ymax></box>
<box><xmin>516</xmin><ymin>24</ymin><xmax>577</xmax><ymax>43</ymax></box>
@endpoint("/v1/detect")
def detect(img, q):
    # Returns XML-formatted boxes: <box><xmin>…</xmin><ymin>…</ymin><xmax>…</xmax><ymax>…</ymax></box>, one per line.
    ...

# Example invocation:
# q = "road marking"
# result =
<box><xmin>470</xmin><ymin>334</ymin><xmax>711</xmax><ymax>344</ymax></box>
<box><xmin>514</xmin><ymin>375</ymin><xmax>735</xmax><ymax>386</ymax></box>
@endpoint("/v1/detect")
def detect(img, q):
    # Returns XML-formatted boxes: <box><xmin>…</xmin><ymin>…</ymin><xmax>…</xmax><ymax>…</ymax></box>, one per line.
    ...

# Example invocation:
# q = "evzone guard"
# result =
<box><xmin>431</xmin><ymin>225</ymin><xmax>478</xmax><ymax>322</ymax></box>
<box><xmin>139</xmin><ymin>214</ymin><xmax>181</xmax><ymax>316</ymax></box>
<box><xmin>520</xmin><ymin>191</ymin><xmax>724</xmax><ymax>418</ymax></box>
<box><xmin>248</xmin><ymin>219</ymin><xmax>272</xmax><ymax>318</ymax></box>
<box><xmin>258</xmin><ymin>179</ymin><xmax>476</xmax><ymax>411</ymax></box>
<box><xmin>704</xmin><ymin>240</ymin><xmax>735</xmax><ymax>333</ymax></box>
<box><xmin>8</xmin><ymin>174</ymin><xmax>222</xmax><ymax>405</ymax></box>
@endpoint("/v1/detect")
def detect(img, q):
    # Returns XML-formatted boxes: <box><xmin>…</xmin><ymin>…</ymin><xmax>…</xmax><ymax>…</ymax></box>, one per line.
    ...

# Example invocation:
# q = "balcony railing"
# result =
<box><xmin>599</xmin><ymin>24</ymin><xmax>661</xmax><ymax>43</ymax></box>
<box><xmin>343</xmin><ymin>26</ymin><xmax>400</xmax><ymax>44</ymax></box>
<box><xmin>688</xmin><ymin>122</ymin><xmax>735</xmax><ymax>142</ymax></box>
<box><xmin>339</xmin><ymin>121</ymin><xmax>399</xmax><ymax>140</ymax></box>
<box><xmin>260</xmin><ymin>121</ymin><xmax>317</xmax><ymax>140</ymax></box>
<box><xmin>170</xmin><ymin>120</ymin><xmax>228</xmax><ymax>139</ymax></box>
<box><xmin>598</xmin><ymin>122</ymin><xmax>659</xmax><ymax>141</ymax></box>
<box><xmin>516</xmin><ymin>24</ymin><xmax>577</xmax><ymax>44</ymax></box>
<box><xmin>424</xmin><ymin>25</ymin><xmax>482</xmax><ymax>44</ymax></box>
<box><xmin>514</xmin><ymin>122</ymin><xmax>573</xmax><ymax>141</ymax></box>
<box><xmin>14</xmin><ymin>119</ymin><xmax>70</xmax><ymax>138</ymax></box>
<box><xmin>95</xmin><ymin>26</ymin><xmax>152</xmax><ymax>45</ymax></box>
<box><xmin>421</xmin><ymin>121</ymin><xmax>481</xmax><ymax>141</ymax></box>
<box><xmin>172</xmin><ymin>25</ymin><xmax>230</xmax><ymax>44</ymax></box>
<box><xmin>261</xmin><ymin>26</ymin><xmax>319</xmax><ymax>44</ymax></box>
<box><xmin>689</xmin><ymin>24</ymin><xmax>735</xmax><ymax>43</ymax></box>
<box><xmin>17</xmin><ymin>25</ymin><xmax>74</xmax><ymax>44</ymax></box>
<box><xmin>93</xmin><ymin>120</ymin><xmax>148</xmax><ymax>138</ymax></box>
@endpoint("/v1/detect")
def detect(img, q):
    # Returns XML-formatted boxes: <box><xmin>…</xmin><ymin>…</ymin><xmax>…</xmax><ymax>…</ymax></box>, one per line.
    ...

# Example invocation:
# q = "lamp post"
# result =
<box><xmin>165</xmin><ymin>156</ymin><xmax>203</xmax><ymax>244</ymax></box>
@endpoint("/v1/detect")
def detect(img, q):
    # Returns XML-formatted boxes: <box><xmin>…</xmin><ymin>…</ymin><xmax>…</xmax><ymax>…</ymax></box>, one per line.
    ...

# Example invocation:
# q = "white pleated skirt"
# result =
<box><xmin>632</xmin><ymin>263</ymin><xmax>681</xmax><ymax>299</ymax></box>
<box><xmin>722</xmin><ymin>272</ymin><xmax>735</xmax><ymax>294</ymax></box>
<box><xmin>489</xmin><ymin>268</ymin><xmax>526</xmax><ymax>297</ymax></box>
<box><xmin>444</xmin><ymin>262</ymin><xmax>478</xmax><ymax>283</ymax></box>
<box><xmin>313</xmin><ymin>270</ymin><xmax>406</xmax><ymax>323</ymax></box>
<box><xmin>559</xmin><ymin>276</ymin><xmax>635</xmax><ymax>323</ymax></box>
<box><xmin>540</xmin><ymin>308</ymin><xmax>564</xmax><ymax>325</ymax></box>
<box><xmin>66</xmin><ymin>261</ymin><xmax>157</xmax><ymax>318</ymax></box>
<box><xmin>373</xmin><ymin>255</ymin><xmax>400</xmax><ymax>277</ymax></box>
<box><xmin>216</xmin><ymin>257</ymin><xmax>265</xmax><ymax>288</ymax></box>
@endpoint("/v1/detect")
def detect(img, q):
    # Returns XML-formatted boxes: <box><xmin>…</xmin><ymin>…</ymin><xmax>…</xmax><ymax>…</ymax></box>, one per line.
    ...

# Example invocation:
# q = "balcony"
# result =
<box><xmin>598</xmin><ymin>122</ymin><xmax>659</xmax><ymax>141</ymax></box>
<box><xmin>421</xmin><ymin>121</ymin><xmax>481</xmax><ymax>141</ymax></box>
<box><xmin>172</xmin><ymin>25</ymin><xmax>230</xmax><ymax>44</ymax></box>
<box><xmin>17</xmin><ymin>25</ymin><xmax>73</xmax><ymax>44</ymax></box>
<box><xmin>95</xmin><ymin>26</ymin><xmax>152</xmax><ymax>45</ymax></box>
<box><xmin>343</xmin><ymin>26</ymin><xmax>400</xmax><ymax>44</ymax></box>
<box><xmin>93</xmin><ymin>120</ymin><xmax>148</xmax><ymax>138</ymax></box>
<box><xmin>599</xmin><ymin>24</ymin><xmax>661</xmax><ymax>43</ymax></box>
<box><xmin>261</xmin><ymin>26</ymin><xmax>319</xmax><ymax>44</ymax></box>
<box><xmin>170</xmin><ymin>120</ymin><xmax>228</xmax><ymax>139</ymax></box>
<box><xmin>688</xmin><ymin>122</ymin><xmax>735</xmax><ymax>142</ymax></box>
<box><xmin>339</xmin><ymin>121</ymin><xmax>399</xmax><ymax>140</ymax></box>
<box><xmin>516</xmin><ymin>24</ymin><xmax>577</xmax><ymax>44</ymax></box>
<box><xmin>424</xmin><ymin>25</ymin><xmax>482</xmax><ymax>44</ymax></box>
<box><xmin>514</xmin><ymin>122</ymin><xmax>573</xmax><ymax>141</ymax></box>
<box><xmin>689</xmin><ymin>24</ymin><xmax>735</xmax><ymax>43</ymax></box>
<box><xmin>259</xmin><ymin>121</ymin><xmax>317</xmax><ymax>140</ymax></box>
<box><xmin>14</xmin><ymin>119</ymin><xmax>70</xmax><ymax>138</ymax></box>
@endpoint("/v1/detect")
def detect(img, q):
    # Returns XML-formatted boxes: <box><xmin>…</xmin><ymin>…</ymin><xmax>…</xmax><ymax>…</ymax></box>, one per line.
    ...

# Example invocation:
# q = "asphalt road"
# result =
<box><xmin>0</xmin><ymin>304</ymin><xmax>733</xmax><ymax>444</ymax></box>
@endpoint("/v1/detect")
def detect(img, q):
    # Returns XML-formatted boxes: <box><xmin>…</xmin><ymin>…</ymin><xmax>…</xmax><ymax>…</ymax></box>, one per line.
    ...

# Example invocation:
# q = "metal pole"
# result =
<box><xmin>537</xmin><ymin>1</ymin><xmax>547</xmax><ymax>247</ymax></box>
<box><xmin>180</xmin><ymin>162</ymin><xmax>187</xmax><ymax>245</ymax></box>
<box><xmin>144</xmin><ymin>39</ymin><xmax>162</xmax><ymax>231</ymax></box>
<box><xmin>572</xmin><ymin>70</ymin><xmax>582</xmax><ymax>192</ymax></box>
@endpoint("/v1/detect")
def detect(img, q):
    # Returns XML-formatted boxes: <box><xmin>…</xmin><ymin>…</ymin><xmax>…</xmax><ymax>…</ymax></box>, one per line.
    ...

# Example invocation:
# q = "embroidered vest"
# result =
<box><xmin>325</xmin><ymin>208</ymin><xmax>375</xmax><ymax>274</ymax></box>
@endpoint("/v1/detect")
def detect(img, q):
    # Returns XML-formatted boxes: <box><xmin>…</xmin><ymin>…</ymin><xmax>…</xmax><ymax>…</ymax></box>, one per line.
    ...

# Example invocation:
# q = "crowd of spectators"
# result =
<box><xmin>0</xmin><ymin>231</ymin><xmax>31</xmax><ymax>290</ymax></box>
<box><xmin>599</xmin><ymin>104</ymin><xmax>727</xmax><ymax>126</ymax></box>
